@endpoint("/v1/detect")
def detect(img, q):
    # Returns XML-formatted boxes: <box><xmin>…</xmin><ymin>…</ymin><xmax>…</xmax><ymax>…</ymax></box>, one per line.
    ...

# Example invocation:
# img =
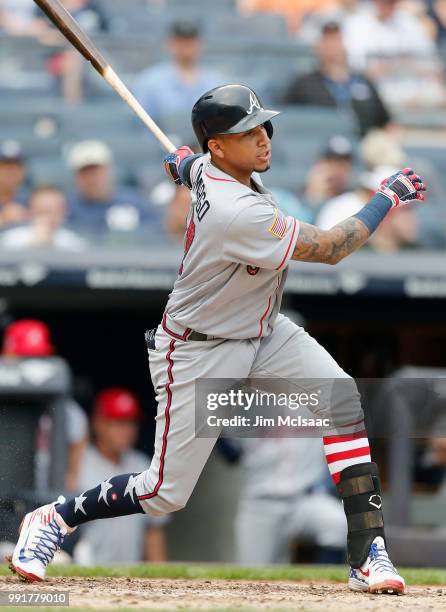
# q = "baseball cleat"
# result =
<box><xmin>348</xmin><ymin>536</ymin><xmax>406</xmax><ymax>595</ymax></box>
<box><xmin>9</xmin><ymin>497</ymin><xmax>76</xmax><ymax>582</ymax></box>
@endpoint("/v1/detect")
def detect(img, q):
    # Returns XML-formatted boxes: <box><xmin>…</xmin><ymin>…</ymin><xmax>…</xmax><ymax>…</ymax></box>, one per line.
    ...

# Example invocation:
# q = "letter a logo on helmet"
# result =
<box><xmin>191</xmin><ymin>84</ymin><xmax>280</xmax><ymax>152</ymax></box>
<box><xmin>246</xmin><ymin>92</ymin><xmax>262</xmax><ymax>115</ymax></box>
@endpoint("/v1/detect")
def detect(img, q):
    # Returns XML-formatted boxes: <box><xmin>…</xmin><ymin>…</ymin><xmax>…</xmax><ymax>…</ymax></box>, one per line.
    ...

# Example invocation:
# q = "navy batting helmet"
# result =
<box><xmin>192</xmin><ymin>84</ymin><xmax>280</xmax><ymax>152</ymax></box>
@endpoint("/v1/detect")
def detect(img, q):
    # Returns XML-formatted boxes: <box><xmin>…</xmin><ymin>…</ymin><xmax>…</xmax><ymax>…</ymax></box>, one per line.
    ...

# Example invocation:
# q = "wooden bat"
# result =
<box><xmin>33</xmin><ymin>0</ymin><xmax>176</xmax><ymax>153</ymax></box>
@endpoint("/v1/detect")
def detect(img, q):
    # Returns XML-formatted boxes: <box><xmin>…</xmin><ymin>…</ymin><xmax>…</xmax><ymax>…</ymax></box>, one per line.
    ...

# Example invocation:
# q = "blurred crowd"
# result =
<box><xmin>0</xmin><ymin>0</ymin><xmax>445</xmax><ymax>251</ymax></box>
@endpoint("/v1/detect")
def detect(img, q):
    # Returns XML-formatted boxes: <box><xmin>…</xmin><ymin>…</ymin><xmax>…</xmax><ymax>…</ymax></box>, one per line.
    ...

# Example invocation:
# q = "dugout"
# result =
<box><xmin>0</xmin><ymin>357</ymin><xmax>71</xmax><ymax>541</ymax></box>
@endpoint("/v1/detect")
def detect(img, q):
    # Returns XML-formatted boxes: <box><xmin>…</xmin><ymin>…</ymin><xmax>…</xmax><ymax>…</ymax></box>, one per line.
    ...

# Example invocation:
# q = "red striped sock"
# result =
<box><xmin>323</xmin><ymin>430</ymin><xmax>371</xmax><ymax>484</ymax></box>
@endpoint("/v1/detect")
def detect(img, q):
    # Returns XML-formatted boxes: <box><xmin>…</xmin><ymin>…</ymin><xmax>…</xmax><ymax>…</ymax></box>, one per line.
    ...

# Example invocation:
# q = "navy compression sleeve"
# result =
<box><xmin>353</xmin><ymin>193</ymin><xmax>393</xmax><ymax>235</ymax></box>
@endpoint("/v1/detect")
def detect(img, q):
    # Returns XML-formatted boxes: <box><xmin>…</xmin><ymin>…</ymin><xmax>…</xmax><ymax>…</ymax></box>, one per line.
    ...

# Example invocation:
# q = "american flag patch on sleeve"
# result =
<box><xmin>268</xmin><ymin>208</ymin><xmax>288</xmax><ymax>240</ymax></box>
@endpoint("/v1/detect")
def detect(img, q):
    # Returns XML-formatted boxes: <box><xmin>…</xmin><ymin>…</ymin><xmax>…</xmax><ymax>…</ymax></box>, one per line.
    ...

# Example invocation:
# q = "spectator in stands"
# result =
<box><xmin>134</xmin><ymin>21</ymin><xmax>222</xmax><ymax>129</ymax></box>
<box><xmin>344</xmin><ymin>0</ymin><xmax>436</xmax><ymax>69</ymax></box>
<box><xmin>165</xmin><ymin>185</ymin><xmax>193</xmax><ymax>242</ymax></box>
<box><xmin>301</xmin><ymin>0</ymin><xmax>360</xmax><ymax>42</ymax></box>
<box><xmin>1</xmin><ymin>186</ymin><xmax>87</xmax><ymax>251</ymax></box>
<box><xmin>74</xmin><ymin>388</ymin><xmax>169</xmax><ymax>564</ymax></box>
<box><xmin>283</xmin><ymin>21</ymin><xmax>391</xmax><ymax>136</ymax></box>
<box><xmin>237</xmin><ymin>0</ymin><xmax>339</xmax><ymax>34</ymax></box>
<box><xmin>343</xmin><ymin>0</ymin><xmax>445</xmax><ymax>108</ymax></box>
<box><xmin>0</xmin><ymin>140</ymin><xmax>28</xmax><ymax>228</ymax></box>
<box><xmin>360</xmin><ymin>128</ymin><xmax>407</xmax><ymax>171</ymax></box>
<box><xmin>427</xmin><ymin>0</ymin><xmax>446</xmax><ymax>46</ymax></box>
<box><xmin>66</xmin><ymin>140</ymin><xmax>159</xmax><ymax>236</ymax></box>
<box><xmin>60</xmin><ymin>0</ymin><xmax>109</xmax><ymax>33</ymax></box>
<box><xmin>32</xmin><ymin>0</ymin><xmax>109</xmax><ymax>36</ymax></box>
<box><xmin>299</xmin><ymin>136</ymin><xmax>354</xmax><ymax>220</ymax></box>
<box><xmin>316</xmin><ymin>166</ymin><xmax>419</xmax><ymax>252</ymax></box>
<box><xmin>359</xmin><ymin>128</ymin><xmax>446</xmax><ymax>249</ymax></box>
<box><xmin>2</xmin><ymin>319</ymin><xmax>88</xmax><ymax>492</ymax></box>
<box><xmin>316</xmin><ymin>165</ymin><xmax>393</xmax><ymax>229</ymax></box>
<box><xmin>27</xmin><ymin>2</ymin><xmax>109</xmax><ymax>102</ymax></box>
<box><xmin>235</xmin><ymin>436</ymin><xmax>346</xmax><ymax>565</ymax></box>
<box><xmin>1</xmin><ymin>0</ymin><xmax>107</xmax><ymax>39</ymax></box>
<box><xmin>0</xmin><ymin>0</ymin><xmax>39</xmax><ymax>36</ymax></box>
<box><xmin>426</xmin><ymin>432</ymin><xmax>446</xmax><ymax>495</ymax></box>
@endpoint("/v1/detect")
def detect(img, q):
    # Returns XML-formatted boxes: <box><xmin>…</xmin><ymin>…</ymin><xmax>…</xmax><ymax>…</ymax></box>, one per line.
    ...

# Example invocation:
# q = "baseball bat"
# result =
<box><xmin>33</xmin><ymin>0</ymin><xmax>176</xmax><ymax>153</ymax></box>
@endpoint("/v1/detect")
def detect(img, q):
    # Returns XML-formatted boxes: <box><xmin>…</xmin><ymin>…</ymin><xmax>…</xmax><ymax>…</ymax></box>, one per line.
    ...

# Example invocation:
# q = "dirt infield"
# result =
<box><xmin>1</xmin><ymin>575</ymin><xmax>446</xmax><ymax>611</ymax></box>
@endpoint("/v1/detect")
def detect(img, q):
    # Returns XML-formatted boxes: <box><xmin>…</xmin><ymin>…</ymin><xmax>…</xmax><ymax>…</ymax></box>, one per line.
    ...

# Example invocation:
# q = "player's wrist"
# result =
<box><xmin>353</xmin><ymin>192</ymin><xmax>393</xmax><ymax>235</ymax></box>
<box><xmin>164</xmin><ymin>146</ymin><xmax>193</xmax><ymax>185</ymax></box>
<box><xmin>377</xmin><ymin>185</ymin><xmax>400</xmax><ymax>208</ymax></box>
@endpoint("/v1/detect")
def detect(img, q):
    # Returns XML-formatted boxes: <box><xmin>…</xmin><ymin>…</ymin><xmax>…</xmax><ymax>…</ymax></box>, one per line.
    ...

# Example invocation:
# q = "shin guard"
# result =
<box><xmin>336</xmin><ymin>462</ymin><xmax>385</xmax><ymax>568</ymax></box>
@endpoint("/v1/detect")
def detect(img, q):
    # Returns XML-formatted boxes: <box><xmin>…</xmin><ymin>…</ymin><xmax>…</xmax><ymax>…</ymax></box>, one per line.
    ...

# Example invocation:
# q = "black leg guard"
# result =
<box><xmin>336</xmin><ymin>462</ymin><xmax>385</xmax><ymax>568</ymax></box>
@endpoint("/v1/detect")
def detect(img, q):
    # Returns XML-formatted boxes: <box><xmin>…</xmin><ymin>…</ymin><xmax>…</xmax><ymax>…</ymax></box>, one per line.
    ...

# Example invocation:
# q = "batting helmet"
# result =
<box><xmin>3</xmin><ymin>320</ymin><xmax>54</xmax><ymax>357</ymax></box>
<box><xmin>192</xmin><ymin>84</ymin><xmax>280</xmax><ymax>152</ymax></box>
<box><xmin>94</xmin><ymin>388</ymin><xmax>143</xmax><ymax>421</ymax></box>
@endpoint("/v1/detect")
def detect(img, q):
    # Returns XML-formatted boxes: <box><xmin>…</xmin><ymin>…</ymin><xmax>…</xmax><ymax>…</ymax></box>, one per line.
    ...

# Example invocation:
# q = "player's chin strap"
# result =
<box><xmin>336</xmin><ymin>462</ymin><xmax>385</xmax><ymax>568</ymax></box>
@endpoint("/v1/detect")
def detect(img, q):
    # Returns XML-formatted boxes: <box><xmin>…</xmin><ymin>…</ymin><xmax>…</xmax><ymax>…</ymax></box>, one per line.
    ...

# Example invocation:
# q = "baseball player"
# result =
<box><xmin>235</xmin><ymin>436</ymin><xmax>347</xmax><ymax>565</ymax></box>
<box><xmin>9</xmin><ymin>85</ymin><xmax>426</xmax><ymax>595</ymax></box>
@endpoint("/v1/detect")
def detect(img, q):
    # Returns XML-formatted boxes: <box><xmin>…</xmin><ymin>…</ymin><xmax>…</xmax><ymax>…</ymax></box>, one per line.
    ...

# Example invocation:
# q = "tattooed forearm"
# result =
<box><xmin>292</xmin><ymin>218</ymin><xmax>370</xmax><ymax>264</ymax></box>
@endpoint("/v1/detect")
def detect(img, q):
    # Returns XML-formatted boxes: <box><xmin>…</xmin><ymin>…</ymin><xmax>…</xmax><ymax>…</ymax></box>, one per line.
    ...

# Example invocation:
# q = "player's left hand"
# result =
<box><xmin>378</xmin><ymin>168</ymin><xmax>427</xmax><ymax>208</ymax></box>
<box><xmin>164</xmin><ymin>146</ymin><xmax>194</xmax><ymax>185</ymax></box>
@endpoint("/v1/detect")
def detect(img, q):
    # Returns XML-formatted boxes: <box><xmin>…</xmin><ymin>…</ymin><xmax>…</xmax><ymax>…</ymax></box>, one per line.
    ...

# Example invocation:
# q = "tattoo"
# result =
<box><xmin>292</xmin><ymin>218</ymin><xmax>370</xmax><ymax>265</ymax></box>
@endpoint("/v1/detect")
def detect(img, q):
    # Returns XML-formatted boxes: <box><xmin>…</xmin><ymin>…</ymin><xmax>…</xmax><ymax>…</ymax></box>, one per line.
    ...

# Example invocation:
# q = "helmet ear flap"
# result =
<box><xmin>264</xmin><ymin>121</ymin><xmax>273</xmax><ymax>140</ymax></box>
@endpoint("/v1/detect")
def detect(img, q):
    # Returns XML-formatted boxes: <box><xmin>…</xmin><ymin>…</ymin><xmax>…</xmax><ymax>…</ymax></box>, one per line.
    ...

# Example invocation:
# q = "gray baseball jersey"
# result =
<box><xmin>165</xmin><ymin>154</ymin><xmax>300</xmax><ymax>339</ymax></box>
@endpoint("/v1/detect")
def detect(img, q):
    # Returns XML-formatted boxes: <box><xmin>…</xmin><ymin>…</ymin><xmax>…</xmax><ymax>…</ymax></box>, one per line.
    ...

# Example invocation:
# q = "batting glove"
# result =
<box><xmin>164</xmin><ymin>146</ymin><xmax>194</xmax><ymax>186</ymax></box>
<box><xmin>378</xmin><ymin>168</ymin><xmax>427</xmax><ymax>208</ymax></box>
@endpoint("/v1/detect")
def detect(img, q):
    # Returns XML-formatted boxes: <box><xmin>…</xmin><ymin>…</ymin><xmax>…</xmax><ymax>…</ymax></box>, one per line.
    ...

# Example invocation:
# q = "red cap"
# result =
<box><xmin>3</xmin><ymin>320</ymin><xmax>54</xmax><ymax>357</ymax></box>
<box><xmin>94</xmin><ymin>388</ymin><xmax>142</xmax><ymax>421</ymax></box>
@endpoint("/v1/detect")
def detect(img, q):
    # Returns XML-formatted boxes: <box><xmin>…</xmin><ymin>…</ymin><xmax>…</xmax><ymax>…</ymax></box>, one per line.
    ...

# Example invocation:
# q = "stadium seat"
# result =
<box><xmin>95</xmin><ymin>0</ymin><xmax>149</xmax><ymax>20</ymax></box>
<box><xmin>207</xmin><ymin>14</ymin><xmax>288</xmax><ymax>42</ymax></box>
<box><xmin>273</xmin><ymin>106</ymin><xmax>359</xmax><ymax>140</ymax></box>
<box><xmin>272</xmin><ymin>136</ymin><xmax>324</xmax><ymax>167</ymax></box>
<box><xmin>166</xmin><ymin>0</ymin><xmax>236</xmax><ymax>11</ymax></box>
<box><xmin>264</xmin><ymin>166</ymin><xmax>309</xmax><ymax>191</ymax></box>
<box><xmin>396</xmin><ymin>109</ymin><xmax>446</xmax><ymax>130</ymax></box>
<box><xmin>60</xmin><ymin>102</ymin><xmax>134</xmax><ymax>135</ymax></box>
<box><xmin>28</xmin><ymin>157</ymin><xmax>71</xmax><ymax>188</ymax></box>
<box><xmin>4</xmin><ymin>136</ymin><xmax>61</xmax><ymax>159</ymax></box>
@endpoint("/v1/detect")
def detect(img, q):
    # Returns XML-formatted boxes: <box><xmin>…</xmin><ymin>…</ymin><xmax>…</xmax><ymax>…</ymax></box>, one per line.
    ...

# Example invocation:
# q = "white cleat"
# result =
<box><xmin>348</xmin><ymin>536</ymin><xmax>406</xmax><ymax>595</ymax></box>
<box><xmin>8</xmin><ymin>497</ymin><xmax>76</xmax><ymax>582</ymax></box>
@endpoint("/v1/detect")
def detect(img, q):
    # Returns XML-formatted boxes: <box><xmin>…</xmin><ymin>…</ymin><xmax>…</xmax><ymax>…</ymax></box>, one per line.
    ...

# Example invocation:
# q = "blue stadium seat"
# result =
<box><xmin>155</xmin><ymin>112</ymin><xmax>196</xmax><ymax>145</ymax></box>
<box><xmin>95</xmin><ymin>0</ymin><xmax>148</xmax><ymax>19</ymax></box>
<box><xmin>273</xmin><ymin>106</ymin><xmax>359</xmax><ymax>140</ymax></box>
<box><xmin>166</xmin><ymin>0</ymin><xmax>235</xmax><ymax>11</ymax></box>
<box><xmin>207</xmin><ymin>13</ymin><xmax>288</xmax><ymax>41</ymax></box>
<box><xmin>28</xmin><ymin>157</ymin><xmax>71</xmax><ymax>188</ymax></box>
<box><xmin>396</xmin><ymin>110</ymin><xmax>446</xmax><ymax>130</ymax></box>
<box><xmin>60</xmin><ymin>102</ymin><xmax>134</xmax><ymax>135</ymax></box>
<box><xmin>272</xmin><ymin>135</ymin><xmax>324</xmax><ymax>167</ymax></box>
<box><xmin>3</xmin><ymin>136</ymin><xmax>61</xmax><ymax>158</ymax></box>
<box><xmin>264</xmin><ymin>166</ymin><xmax>309</xmax><ymax>191</ymax></box>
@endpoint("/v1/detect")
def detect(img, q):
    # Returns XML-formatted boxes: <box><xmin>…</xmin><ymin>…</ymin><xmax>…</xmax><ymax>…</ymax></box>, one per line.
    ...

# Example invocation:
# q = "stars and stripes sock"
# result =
<box><xmin>323</xmin><ymin>431</ymin><xmax>371</xmax><ymax>485</ymax></box>
<box><xmin>56</xmin><ymin>473</ymin><xmax>145</xmax><ymax>528</ymax></box>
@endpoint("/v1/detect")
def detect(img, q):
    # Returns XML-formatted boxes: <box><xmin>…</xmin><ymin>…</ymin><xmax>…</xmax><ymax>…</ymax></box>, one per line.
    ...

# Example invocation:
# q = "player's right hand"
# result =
<box><xmin>378</xmin><ymin>168</ymin><xmax>427</xmax><ymax>208</ymax></box>
<box><xmin>164</xmin><ymin>146</ymin><xmax>194</xmax><ymax>186</ymax></box>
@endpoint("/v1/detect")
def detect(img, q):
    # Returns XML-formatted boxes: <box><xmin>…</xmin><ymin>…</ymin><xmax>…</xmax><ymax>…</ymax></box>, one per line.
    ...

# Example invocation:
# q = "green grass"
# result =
<box><xmin>1</xmin><ymin>563</ymin><xmax>445</xmax><ymax>585</ymax></box>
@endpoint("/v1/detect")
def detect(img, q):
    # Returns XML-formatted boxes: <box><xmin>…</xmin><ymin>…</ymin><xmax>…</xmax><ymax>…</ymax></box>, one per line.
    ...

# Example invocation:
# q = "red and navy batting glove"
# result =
<box><xmin>378</xmin><ymin>168</ymin><xmax>427</xmax><ymax>208</ymax></box>
<box><xmin>164</xmin><ymin>146</ymin><xmax>194</xmax><ymax>186</ymax></box>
